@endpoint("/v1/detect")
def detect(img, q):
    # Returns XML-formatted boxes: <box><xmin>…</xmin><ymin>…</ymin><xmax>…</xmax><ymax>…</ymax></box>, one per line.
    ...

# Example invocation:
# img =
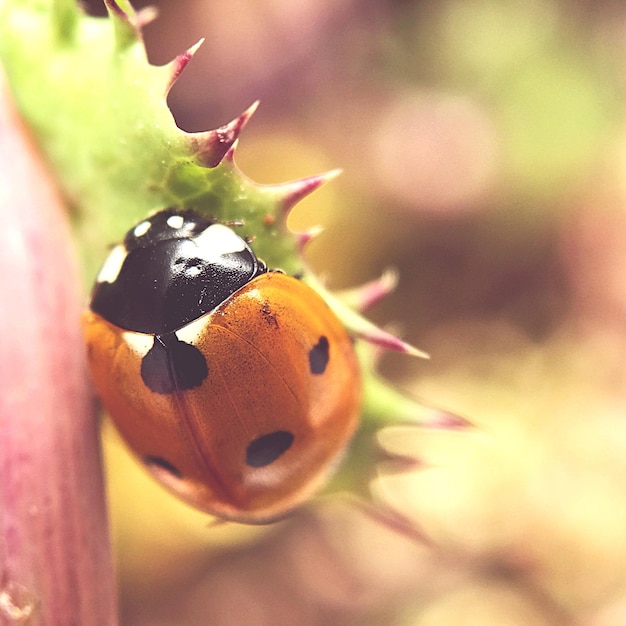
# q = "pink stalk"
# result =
<box><xmin>0</xmin><ymin>69</ymin><xmax>117</xmax><ymax>624</ymax></box>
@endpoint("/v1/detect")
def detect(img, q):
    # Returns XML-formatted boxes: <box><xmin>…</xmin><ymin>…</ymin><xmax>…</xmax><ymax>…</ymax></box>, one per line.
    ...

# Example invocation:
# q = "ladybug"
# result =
<box><xmin>83</xmin><ymin>208</ymin><xmax>361</xmax><ymax>523</ymax></box>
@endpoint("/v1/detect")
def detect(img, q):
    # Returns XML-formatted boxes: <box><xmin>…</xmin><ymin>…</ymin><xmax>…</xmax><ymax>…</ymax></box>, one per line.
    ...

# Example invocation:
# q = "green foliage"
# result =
<box><xmin>0</xmin><ymin>0</ymin><xmax>300</xmax><ymax>280</ymax></box>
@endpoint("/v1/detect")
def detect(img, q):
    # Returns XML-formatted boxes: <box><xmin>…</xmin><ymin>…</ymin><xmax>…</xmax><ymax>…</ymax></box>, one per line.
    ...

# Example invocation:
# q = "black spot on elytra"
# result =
<box><xmin>246</xmin><ymin>431</ymin><xmax>294</xmax><ymax>468</ymax></box>
<box><xmin>308</xmin><ymin>335</ymin><xmax>329</xmax><ymax>375</ymax></box>
<box><xmin>144</xmin><ymin>455</ymin><xmax>182</xmax><ymax>479</ymax></box>
<box><xmin>141</xmin><ymin>333</ymin><xmax>208</xmax><ymax>394</ymax></box>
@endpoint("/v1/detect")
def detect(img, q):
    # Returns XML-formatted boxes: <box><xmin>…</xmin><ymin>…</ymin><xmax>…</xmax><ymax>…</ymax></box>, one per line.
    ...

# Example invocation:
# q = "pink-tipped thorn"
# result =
<box><xmin>375</xmin><ymin>452</ymin><xmax>425</xmax><ymax>476</ymax></box>
<box><xmin>166</xmin><ymin>39</ymin><xmax>204</xmax><ymax>95</ymax></box>
<box><xmin>419</xmin><ymin>408</ymin><xmax>472</xmax><ymax>430</ymax></box>
<box><xmin>355</xmin><ymin>324</ymin><xmax>430</xmax><ymax>358</ymax></box>
<box><xmin>395</xmin><ymin>402</ymin><xmax>472</xmax><ymax>430</ymax></box>
<box><xmin>190</xmin><ymin>101</ymin><xmax>259</xmax><ymax>168</ymax></box>
<box><xmin>104</xmin><ymin>0</ymin><xmax>144</xmax><ymax>46</ymax></box>
<box><xmin>342</xmin><ymin>268</ymin><xmax>399</xmax><ymax>312</ymax></box>
<box><xmin>104</xmin><ymin>0</ymin><xmax>128</xmax><ymax>20</ymax></box>
<box><xmin>351</xmin><ymin>498</ymin><xmax>434</xmax><ymax>546</ymax></box>
<box><xmin>223</xmin><ymin>140</ymin><xmax>238</xmax><ymax>164</ymax></box>
<box><xmin>275</xmin><ymin>169</ymin><xmax>342</xmax><ymax>217</ymax></box>
<box><xmin>136</xmin><ymin>6</ymin><xmax>159</xmax><ymax>28</ymax></box>
<box><xmin>296</xmin><ymin>225</ymin><xmax>324</xmax><ymax>251</ymax></box>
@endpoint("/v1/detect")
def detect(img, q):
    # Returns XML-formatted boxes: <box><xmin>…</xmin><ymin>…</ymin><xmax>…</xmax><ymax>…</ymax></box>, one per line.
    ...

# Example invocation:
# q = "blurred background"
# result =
<box><xmin>85</xmin><ymin>0</ymin><xmax>626</xmax><ymax>624</ymax></box>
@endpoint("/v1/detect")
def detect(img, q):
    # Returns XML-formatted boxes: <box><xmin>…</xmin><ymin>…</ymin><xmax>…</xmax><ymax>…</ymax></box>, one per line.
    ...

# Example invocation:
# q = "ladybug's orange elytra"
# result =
<box><xmin>83</xmin><ymin>209</ymin><xmax>361</xmax><ymax>522</ymax></box>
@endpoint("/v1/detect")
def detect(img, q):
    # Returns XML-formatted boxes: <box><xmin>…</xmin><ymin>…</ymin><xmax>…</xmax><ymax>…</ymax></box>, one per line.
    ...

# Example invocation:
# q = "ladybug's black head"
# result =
<box><xmin>123</xmin><ymin>209</ymin><xmax>214</xmax><ymax>251</ymax></box>
<box><xmin>91</xmin><ymin>208</ymin><xmax>267</xmax><ymax>335</ymax></box>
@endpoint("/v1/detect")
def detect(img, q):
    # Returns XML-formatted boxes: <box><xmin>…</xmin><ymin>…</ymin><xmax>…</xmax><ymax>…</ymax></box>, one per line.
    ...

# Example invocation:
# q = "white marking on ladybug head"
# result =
<box><xmin>194</xmin><ymin>223</ymin><xmax>246</xmax><ymax>256</ymax></box>
<box><xmin>96</xmin><ymin>244</ymin><xmax>127</xmax><ymax>284</ymax></box>
<box><xmin>123</xmin><ymin>331</ymin><xmax>155</xmax><ymax>357</ymax></box>
<box><xmin>133</xmin><ymin>220</ymin><xmax>151</xmax><ymax>238</ymax></box>
<box><xmin>166</xmin><ymin>214</ymin><xmax>185</xmax><ymax>230</ymax></box>
<box><xmin>175</xmin><ymin>314</ymin><xmax>210</xmax><ymax>346</ymax></box>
